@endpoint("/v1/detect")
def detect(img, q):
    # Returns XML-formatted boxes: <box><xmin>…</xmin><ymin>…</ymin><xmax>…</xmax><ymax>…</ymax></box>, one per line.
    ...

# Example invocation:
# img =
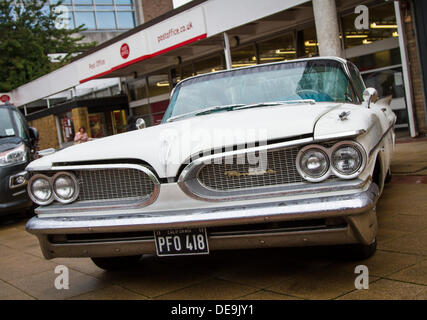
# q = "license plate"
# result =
<box><xmin>154</xmin><ymin>228</ymin><xmax>209</xmax><ymax>256</ymax></box>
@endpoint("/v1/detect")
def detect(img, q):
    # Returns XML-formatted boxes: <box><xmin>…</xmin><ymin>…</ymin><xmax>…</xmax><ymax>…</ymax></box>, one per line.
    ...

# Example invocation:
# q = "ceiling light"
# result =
<box><xmin>370</xmin><ymin>23</ymin><xmax>397</xmax><ymax>29</ymax></box>
<box><xmin>304</xmin><ymin>41</ymin><xmax>318</xmax><ymax>47</ymax></box>
<box><xmin>275</xmin><ymin>49</ymin><xmax>296</xmax><ymax>54</ymax></box>
<box><xmin>232</xmin><ymin>63</ymin><xmax>256</xmax><ymax>68</ymax></box>
<box><xmin>345</xmin><ymin>34</ymin><xmax>368</xmax><ymax>39</ymax></box>
<box><xmin>156</xmin><ymin>81</ymin><xmax>170</xmax><ymax>87</ymax></box>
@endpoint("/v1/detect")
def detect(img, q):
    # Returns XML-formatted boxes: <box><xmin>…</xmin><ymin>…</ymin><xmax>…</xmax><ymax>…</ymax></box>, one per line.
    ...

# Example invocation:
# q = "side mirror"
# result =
<box><xmin>135</xmin><ymin>118</ymin><xmax>146</xmax><ymax>130</ymax></box>
<box><xmin>28</xmin><ymin>127</ymin><xmax>39</xmax><ymax>143</ymax></box>
<box><xmin>363</xmin><ymin>88</ymin><xmax>379</xmax><ymax>108</ymax></box>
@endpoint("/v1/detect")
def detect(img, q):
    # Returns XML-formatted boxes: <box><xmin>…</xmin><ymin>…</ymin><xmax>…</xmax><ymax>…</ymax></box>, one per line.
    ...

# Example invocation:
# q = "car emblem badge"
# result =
<box><xmin>224</xmin><ymin>168</ymin><xmax>276</xmax><ymax>177</ymax></box>
<box><xmin>339</xmin><ymin>111</ymin><xmax>351</xmax><ymax>121</ymax></box>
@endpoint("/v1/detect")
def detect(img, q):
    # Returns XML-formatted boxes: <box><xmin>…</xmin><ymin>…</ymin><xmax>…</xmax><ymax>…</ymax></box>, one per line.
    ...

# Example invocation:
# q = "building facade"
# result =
<box><xmin>5</xmin><ymin>0</ymin><xmax>427</xmax><ymax>150</ymax></box>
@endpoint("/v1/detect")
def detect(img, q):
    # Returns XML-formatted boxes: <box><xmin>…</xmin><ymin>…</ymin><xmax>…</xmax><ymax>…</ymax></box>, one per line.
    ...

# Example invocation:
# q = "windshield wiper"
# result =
<box><xmin>234</xmin><ymin>100</ymin><xmax>316</xmax><ymax>111</ymax></box>
<box><xmin>0</xmin><ymin>135</ymin><xmax>14</xmax><ymax>139</ymax></box>
<box><xmin>166</xmin><ymin>100</ymin><xmax>316</xmax><ymax>122</ymax></box>
<box><xmin>167</xmin><ymin>104</ymin><xmax>245</xmax><ymax>122</ymax></box>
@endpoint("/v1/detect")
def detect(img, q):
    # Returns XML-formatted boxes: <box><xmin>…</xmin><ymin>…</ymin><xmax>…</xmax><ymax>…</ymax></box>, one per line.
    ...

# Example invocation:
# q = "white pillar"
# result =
<box><xmin>55</xmin><ymin>116</ymin><xmax>63</xmax><ymax>149</ymax></box>
<box><xmin>312</xmin><ymin>0</ymin><xmax>343</xmax><ymax>57</ymax></box>
<box><xmin>394</xmin><ymin>1</ymin><xmax>417</xmax><ymax>137</ymax></box>
<box><xmin>223</xmin><ymin>32</ymin><xmax>232</xmax><ymax>70</ymax></box>
<box><xmin>70</xmin><ymin>87</ymin><xmax>76</xmax><ymax>99</ymax></box>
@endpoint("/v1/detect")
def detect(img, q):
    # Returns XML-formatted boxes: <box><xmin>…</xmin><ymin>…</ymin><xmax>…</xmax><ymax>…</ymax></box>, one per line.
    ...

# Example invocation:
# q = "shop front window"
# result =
<box><xmin>50</xmin><ymin>0</ymin><xmax>136</xmax><ymax>30</ymax></box>
<box><xmin>194</xmin><ymin>55</ymin><xmax>225</xmax><ymax>75</ymax></box>
<box><xmin>148</xmin><ymin>73</ymin><xmax>170</xmax><ymax>97</ymax></box>
<box><xmin>341</xmin><ymin>2</ymin><xmax>397</xmax><ymax>49</ymax></box>
<box><xmin>89</xmin><ymin>112</ymin><xmax>107</xmax><ymax>138</ymax></box>
<box><xmin>133</xmin><ymin>104</ymin><xmax>153</xmax><ymax>127</ymax></box>
<box><xmin>128</xmin><ymin>77</ymin><xmax>148</xmax><ymax>101</ymax></box>
<box><xmin>177</xmin><ymin>63</ymin><xmax>195</xmax><ymax>82</ymax></box>
<box><xmin>231</xmin><ymin>44</ymin><xmax>257</xmax><ymax>68</ymax></box>
<box><xmin>299</xmin><ymin>26</ymin><xmax>318</xmax><ymax>57</ymax></box>
<box><xmin>258</xmin><ymin>33</ymin><xmax>296</xmax><ymax>64</ymax></box>
<box><xmin>150</xmin><ymin>100</ymin><xmax>169</xmax><ymax>125</ymax></box>
<box><xmin>350</xmin><ymin>49</ymin><xmax>406</xmax><ymax>128</ymax></box>
<box><xmin>111</xmin><ymin>110</ymin><xmax>127</xmax><ymax>134</ymax></box>
<box><xmin>58</xmin><ymin>112</ymin><xmax>75</xmax><ymax>144</ymax></box>
<box><xmin>349</xmin><ymin>48</ymin><xmax>401</xmax><ymax>72</ymax></box>
<box><xmin>349</xmin><ymin>48</ymin><xmax>403</xmax><ymax>100</ymax></box>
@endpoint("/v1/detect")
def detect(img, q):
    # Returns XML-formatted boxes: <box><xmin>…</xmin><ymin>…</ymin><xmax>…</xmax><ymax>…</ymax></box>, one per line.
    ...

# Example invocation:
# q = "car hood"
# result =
<box><xmin>27</xmin><ymin>103</ymin><xmax>342</xmax><ymax>178</ymax></box>
<box><xmin>0</xmin><ymin>137</ymin><xmax>22</xmax><ymax>153</ymax></box>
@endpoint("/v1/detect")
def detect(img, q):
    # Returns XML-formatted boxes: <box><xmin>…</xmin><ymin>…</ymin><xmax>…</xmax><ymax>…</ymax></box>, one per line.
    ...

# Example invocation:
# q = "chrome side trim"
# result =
<box><xmin>368</xmin><ymin>123</ymin><xmax>395</xmax><ymax>157</ymax></box>
<box><xmin>179</xmin><ymin>137</ymin><xmax>314</xmax><ymax>172</ymax></box>
<box><xmin>314</xmin><ymin>129</ymin><xmax>366</xmax><ymax>142</ymax></box>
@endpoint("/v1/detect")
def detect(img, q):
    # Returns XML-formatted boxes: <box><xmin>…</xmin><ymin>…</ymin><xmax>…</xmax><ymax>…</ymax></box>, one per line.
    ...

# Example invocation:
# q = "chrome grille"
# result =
<box><xmin>197</xmin><ymin>146</ymin><xmax>304</xmax><ymax>191</ymax></box>
<box><xmin>76</xmin><ymin>168</ymin><xmax>155</xmax><ymax>202</ymax></box>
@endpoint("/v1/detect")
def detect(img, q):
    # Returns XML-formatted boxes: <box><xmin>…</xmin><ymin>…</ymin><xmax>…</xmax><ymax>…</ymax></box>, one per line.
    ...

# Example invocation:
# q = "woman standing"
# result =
<box><xmin>74</xmin><ymin>127</ymin><xmax>89</xmax><ymax>144</ymax></box>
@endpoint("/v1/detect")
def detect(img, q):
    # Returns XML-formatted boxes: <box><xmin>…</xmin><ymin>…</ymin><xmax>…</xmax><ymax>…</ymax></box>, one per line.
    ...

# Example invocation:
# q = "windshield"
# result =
<box><xmin>0</xmin><ymin>108</ymin><xmax>16</xmax><ymax>138</ymax></box>
<box><xmin>162</xmin><ymin>59</ymin><xmax>357</xmax><ymax>122</ymax></box>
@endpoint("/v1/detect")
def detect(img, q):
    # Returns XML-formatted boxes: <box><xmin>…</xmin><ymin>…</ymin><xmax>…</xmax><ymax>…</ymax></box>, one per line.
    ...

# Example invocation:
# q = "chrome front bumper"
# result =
<box><xmin>26</xmin><ymin>182</ymin><xmax>379</xmax><ymax>259</ymax></box>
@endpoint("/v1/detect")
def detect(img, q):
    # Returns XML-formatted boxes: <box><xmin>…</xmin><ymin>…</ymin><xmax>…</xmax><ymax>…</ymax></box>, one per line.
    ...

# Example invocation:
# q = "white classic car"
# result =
<box><xmin>26</xmin><ymin>57</ymin><xmax>396</xmax><ymax>270</ymax></box>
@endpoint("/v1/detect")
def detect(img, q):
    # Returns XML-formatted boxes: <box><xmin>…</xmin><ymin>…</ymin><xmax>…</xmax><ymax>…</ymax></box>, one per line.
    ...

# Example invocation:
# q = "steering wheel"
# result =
<box><xmin>296</xmin><ymin>89</ymin><xmax>320</xmax><ymax>97</ymax></box>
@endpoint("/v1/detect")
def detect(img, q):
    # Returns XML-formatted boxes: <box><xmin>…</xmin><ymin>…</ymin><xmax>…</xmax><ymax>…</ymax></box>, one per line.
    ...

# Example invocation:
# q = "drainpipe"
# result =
<box><xmin>223</xmin><ymin>32</ymin><xmax>232</xmax><ymax>70</ymax></box>
<box><xmin>394</xmin><ymin>1</ymin><xmax>417</xmax><ymax>137</ymax></box>
<box><xmin>312</xmin><ymin>0</ymin><xmax>343</xmax><ymax>57</ymax></box>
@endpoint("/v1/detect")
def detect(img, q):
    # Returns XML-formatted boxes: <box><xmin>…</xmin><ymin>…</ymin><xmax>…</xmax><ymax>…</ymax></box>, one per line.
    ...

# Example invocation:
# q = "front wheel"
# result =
<box><xmin>91</xmin><ymin>255</ymin><xmax>142</xmax><ymax>271</ymax></box>
<box><xmin>385</xmin><ymin>168</ymin><xmax>392</xmax><ymax>184</ymax></box>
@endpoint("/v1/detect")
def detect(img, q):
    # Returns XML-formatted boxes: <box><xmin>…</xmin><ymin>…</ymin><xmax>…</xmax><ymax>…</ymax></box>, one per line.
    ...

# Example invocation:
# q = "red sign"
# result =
<box><xmin>0</xmin><ymin>95</ymin><xmax>10</xmax><ymax>103</ymax></box>
<box><xmin>120</xmin><ymin>43</ymin><xmax>130</xmax><ymax>59</ymax></box>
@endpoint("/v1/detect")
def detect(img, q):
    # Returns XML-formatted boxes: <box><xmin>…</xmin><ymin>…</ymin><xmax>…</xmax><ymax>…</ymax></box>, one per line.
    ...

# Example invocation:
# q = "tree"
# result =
<box><xmin>0</xmin><ymin>0</ymin><xmax>96</xmax><ymax>92</ymax></box>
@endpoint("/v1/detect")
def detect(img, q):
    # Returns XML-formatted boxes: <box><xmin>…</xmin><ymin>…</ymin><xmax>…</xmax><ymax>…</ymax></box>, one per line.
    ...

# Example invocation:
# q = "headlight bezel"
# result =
<box><xmin>52</xmin><ymin>172</ymin><xmax>80</xmax><ymax>204</ymax></box>
<box><xmin>27</xmin><ymin>174</ymin><xmax>54</xmax><ymax>206</ymax></box>
<box><xmin>330</xmin><ymin>141</ymin><xmax>367</xmax><ymax>179</ymax></box>
<box><xmin>296</xmin><ymin>140</ymin><xmax>367</xmax><ymax>182</ymax></box>
<box><xmin>296</xmin><ymin>144</ymin><xmax>331</xmax><ymax>182</ymax></box>
<box><xmin>27</xmin><ymin>172</ymin><xmax>80</xmax><ymax>206</ymax></box>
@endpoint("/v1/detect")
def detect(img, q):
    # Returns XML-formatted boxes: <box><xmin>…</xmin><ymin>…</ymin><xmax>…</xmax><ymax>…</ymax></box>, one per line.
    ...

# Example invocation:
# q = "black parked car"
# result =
<box><xmin>0</xmin><ymin>104</ymin><xmax>38</xmax><ymax>216</ymax></box>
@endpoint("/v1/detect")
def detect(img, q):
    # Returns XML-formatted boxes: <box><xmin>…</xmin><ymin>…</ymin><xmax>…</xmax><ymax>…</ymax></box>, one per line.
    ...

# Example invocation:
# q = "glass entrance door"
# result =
<box><xmin>111</xmin><ymin>110</ymin><xmax>127</xmax><ymax>135</ymax></box>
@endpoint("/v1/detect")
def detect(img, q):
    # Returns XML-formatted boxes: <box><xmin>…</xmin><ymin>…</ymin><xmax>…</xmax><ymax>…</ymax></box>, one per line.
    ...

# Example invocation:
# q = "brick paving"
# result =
<box><xmin>1</xmin><ymin>138</ymin><xmax>427</xmax><ymax>300</ymax></box>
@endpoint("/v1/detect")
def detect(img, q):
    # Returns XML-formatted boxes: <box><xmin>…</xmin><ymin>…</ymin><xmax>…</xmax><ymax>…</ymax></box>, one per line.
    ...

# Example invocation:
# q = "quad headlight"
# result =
<box><xmin>331</xmin><ymin>142</ymin><xmax>366</xmax><ymax>179</ymax></box>
<box><xmin>27</xmin><ymin>174</ymin><xmax>53</xmax><ymax>205</ymax></box>
<box><xmin>27</xmin><ymin>172</ymin><xmax>79</xmax><ymax>206</ymax></box>
<box><xmin>296</xmin><ymin>141</ymin><xmax>366</xmax><ymax>182</ymax></box>
<box><xmin>52</xmin><ymin>172</ymin><xmax>79</xmax><ymax>204</ymax></box>
<box><xmin>296</xmin><ymin>145</ymin><xmax>330</xmax><ymax>182</ymax></box>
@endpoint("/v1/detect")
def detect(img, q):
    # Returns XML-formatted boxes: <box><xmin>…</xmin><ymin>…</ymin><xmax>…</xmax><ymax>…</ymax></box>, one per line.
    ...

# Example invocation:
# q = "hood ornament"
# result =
<box><xmin>339</xmin><ymin>111</ymin><xmax>351</xmax><ymax>121</ymax></box>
